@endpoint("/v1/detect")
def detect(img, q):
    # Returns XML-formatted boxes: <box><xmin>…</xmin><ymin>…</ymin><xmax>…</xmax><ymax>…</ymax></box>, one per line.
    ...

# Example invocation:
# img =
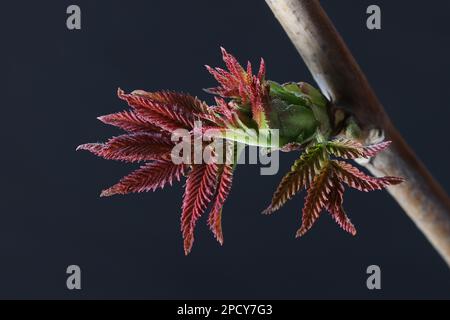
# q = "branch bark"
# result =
<box><xmin>266</xmin><ymin>0</ymin><xmax>450</xmax><ymax>266</ymax></box>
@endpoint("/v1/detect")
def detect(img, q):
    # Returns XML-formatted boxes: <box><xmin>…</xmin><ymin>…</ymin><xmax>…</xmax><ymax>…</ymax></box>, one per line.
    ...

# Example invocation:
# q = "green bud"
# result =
<box><xmin>268</xmin><ymin>98</ymin><xmax>317</xmax><ymax>143</ymax></box>
<box><xmin>267</xmin><ymin>81</ymin><xmax>330</xmax><ymax>145</ymax></box>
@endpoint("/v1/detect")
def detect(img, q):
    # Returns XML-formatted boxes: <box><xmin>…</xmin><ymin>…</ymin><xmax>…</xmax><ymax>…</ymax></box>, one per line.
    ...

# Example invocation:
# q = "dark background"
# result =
<box><xmin>1</xmin><ymin>0</ymin><xmax>449</xmax><ymax>299</ymax></box>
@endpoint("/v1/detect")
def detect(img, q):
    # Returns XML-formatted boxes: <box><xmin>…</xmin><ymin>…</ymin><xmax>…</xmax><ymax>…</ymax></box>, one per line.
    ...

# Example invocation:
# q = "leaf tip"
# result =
<box><xmin>99</xmin><ymin>191</ymin><xmax>109</xmax><ymax>198</ymax></box>
<box><xmin>76</xmin><ymin>143</ymin><xmax>102</xmax><ymax>152</ymax></box>
<box><xmin>100</xmin><ymin>188</ymin><xmax>115</xmax><ymax>197</ymax></box>
<box><xmin>183</xmin><ymin>236</ymin><xmax>193</xmax><ymax>256</ymax></box>
<box><xmin>117</xmin><ymin>87</ymin><xmax>126</xmax><ymax>100</ymax></box>
<box><xmin>75</xmin><ymin>144</ymin><xmax>84</xmax><ymax>151</ymax></box>
<box><xmin>385</xmin><ymin>176</ymin><xmax>405</xmax><ymax>186</ymax></box>
<box><xmin>295</xmin><ymin>228</ymin><xmax>306</xmax><ymax>238</ymax></box>
<box><xmin>96</xmin><ymin>115</ymin><xmax>106</xmax><ymax>122</ymax></box>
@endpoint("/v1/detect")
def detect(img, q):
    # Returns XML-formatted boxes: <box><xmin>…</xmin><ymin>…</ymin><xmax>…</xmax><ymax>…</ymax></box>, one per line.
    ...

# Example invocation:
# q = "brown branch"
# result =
<box><xmin>266</xmin><ymin>0</ymin><xmax>450</xmax><ymax>266</ymax></box>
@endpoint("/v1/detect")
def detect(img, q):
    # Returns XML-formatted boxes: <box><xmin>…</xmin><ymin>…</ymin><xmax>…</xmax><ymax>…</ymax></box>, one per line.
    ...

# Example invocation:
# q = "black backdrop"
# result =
<box><xmin>1</xmin><ymin>0</ymin><xmax>449</xmax><ymax>299</ymax></box>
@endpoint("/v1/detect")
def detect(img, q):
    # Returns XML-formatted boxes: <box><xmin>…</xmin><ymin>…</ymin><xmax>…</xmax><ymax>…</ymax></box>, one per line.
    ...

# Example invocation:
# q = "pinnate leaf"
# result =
<box><xmin>98</xmin><ymin>110</ymin><xmax>161</xmax><ymax>133</ymax></box>
<box><xmin>77</xmin><ymin>132</ymin><xmax>173</xmax><ymax>163</ymax></box>
<box><xmin>118</xmin><ymin>88</ymin><xmax>197</xmax><ymax>131</ymax></box>
<box><xmin>208</xmin><ymin>164</ymin><xmax>234</xmax><ymax>245</ymax></box>
<box><xmin>296</xmin><ymin>163</ymin><xmax>333</xmax><ymax>237</ymax></box>
<box><xmin>263</xmin><ymin>145</ymin><xmax>326</xmax><ymax>214</ymax></box>
<box><xmin>326</xmin><ymin>139</ymin><xmax>365</xmax><ymax>159</ymax></box>
<box><xmin>326</xmin><ymin>181</ymin><xmax>357</xmax><ymax>236</ymax></box>
<box><xmin>181</xmin><ymin>164</ymin><xmax>219</xmax><ymax>255</ymax></box>
<box><xmin>332</xmin><ymin>160</ymin><xmax>404</xmax><ymax>192</ymax></box>
<box><xmin>100</xmin><ymin>160</ymin><xmax>186</xmax><ymax>197</ymax></box>
<box><xmin>363</xmin><ymin>140</ymin><xmax>392</xmax><ymax>157</ymax></box>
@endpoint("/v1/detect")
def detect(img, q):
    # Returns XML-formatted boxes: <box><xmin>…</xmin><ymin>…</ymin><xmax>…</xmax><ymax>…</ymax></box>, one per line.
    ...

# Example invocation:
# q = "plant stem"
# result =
<box><xmin>266</xmin><ymin>0</ymin><xmax>450</xmax><ymax>267</ymax></box>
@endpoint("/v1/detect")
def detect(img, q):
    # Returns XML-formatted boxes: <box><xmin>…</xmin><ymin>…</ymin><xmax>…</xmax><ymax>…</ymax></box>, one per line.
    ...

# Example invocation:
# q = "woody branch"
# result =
<box><xmin>266</xmin><ymin>0</ymin><xmax>450</xmax><ymax>266</ymax></box>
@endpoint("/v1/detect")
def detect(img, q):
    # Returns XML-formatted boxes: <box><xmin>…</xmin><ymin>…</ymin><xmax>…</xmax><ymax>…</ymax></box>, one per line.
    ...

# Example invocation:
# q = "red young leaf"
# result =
<box><xmin>263</xmin><ymin>145</ymin><xmax>326</xmax><ymax>214</ymax></box>
<box><xmin>205</xmin><ymin>47</ymin><xmax>269</xmax><ymax>127</ymax></box>
<box><xmin>77</xmin><ymin>132</ymin><xmax>173</xmax><ymax>163</ymax></box>
<box><xmin>332</xmin><ymin>160</ymin><xmax>404</xmax><ymax>192</ymax></box>
<box><xmin>267</xmin><ymin>142</ymin><xmax>402</xmax><ymax>238</ymax></box>
<box><xmin>131</xmin><ymin>90</ymin><xmax>218</xmax><ymax>124</ymax></box>
<box><xmin>326</xmin><ymin>180</ymin><xmax>357</xmax><ymax>236</ymax></box>
<box><xmin>98</xmin><ymin>110</ymin><xmax>162</xmax><ymax>133</ymax></box>
<box><xmin>118</xmin><ymin>89</ymin><xmax>197</xmax><ymax>131</ymax></box>
<box><xmin>296</xmin><ymin>163</ymin><xmax>333</xmax><ymax>237</ymax></box>
<box><xmin>363</xmin><ymin>141</ymin><xmax>392</xmax><ymax>158</ymax></box>
<box><xmin>181</xmin><ymin>164</ymin><xmax>219</xmax><ymax>255</ymax></box>
<box><xmin>257</xmin><ymin>58</ymin><xmax>266</xmax><ymax>82</ymax></box>
<box><xmin>79</xmin><ymin>82</ymin><xmax>241</xmax><ymax>254</ymax></box>
<box><xmin>100</xmin><ymin>160</ymin><xmax>186</xmax><ymax>197</ymax></box>
<box><xmin>213</xmin><ymin>97</ymin><xmax>236</xmax><ymax>124</ymax></box>
<box><xmin>326</xmin><ymin>139</ymin><xmax>365</xmax><ymax>159</ymax></box>
<box><xmin>208</xmin><ymin>164</ymin><xmax>234</xmax><ymax>245</ymax></box>
<box><xmin>209</xmin><ymin>209</ymin><xmax>224</xmax><ymax>246</ymax></box>
<box><xmin>327</xmin><ymin>139</ymin><xmax>393</xmax><ymax>159</ymax></box>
